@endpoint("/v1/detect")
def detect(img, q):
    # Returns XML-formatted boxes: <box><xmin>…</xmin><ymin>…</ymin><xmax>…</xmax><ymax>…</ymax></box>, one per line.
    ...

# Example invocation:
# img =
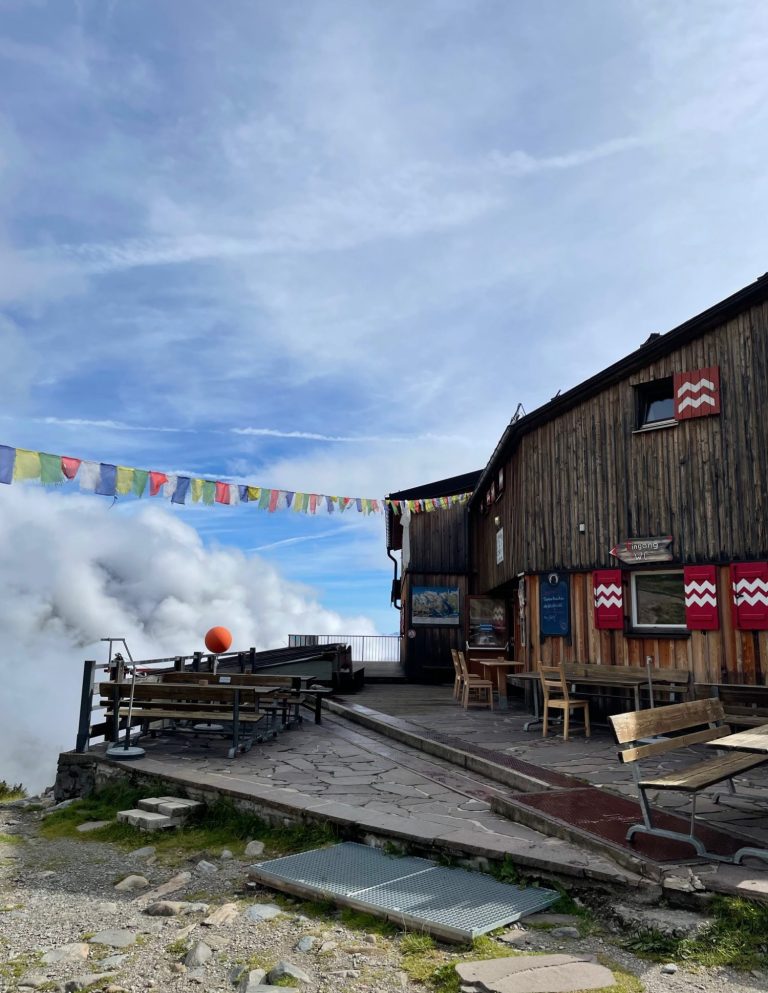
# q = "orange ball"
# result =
<box><xmin>205</xmin><ymin>626</ymin><xmax>233</xmax><ymax>653</ymax></box>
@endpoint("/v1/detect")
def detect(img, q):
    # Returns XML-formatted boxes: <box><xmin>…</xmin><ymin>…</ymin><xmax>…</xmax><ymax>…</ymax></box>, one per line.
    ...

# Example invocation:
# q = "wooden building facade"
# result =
<box><xmin>389</xmin><ymin>274</ymin><xmax>768</xmax><ymax>688</ymax></box>
<box><xmin>469</xmin><ymin>276</ymin><xmax>768</xmax><ymax>687</ymax></box>
<box><xmin>386</xmin><ymin>471</ymin><xmax>480</xmax><ymax>680</ymax></box>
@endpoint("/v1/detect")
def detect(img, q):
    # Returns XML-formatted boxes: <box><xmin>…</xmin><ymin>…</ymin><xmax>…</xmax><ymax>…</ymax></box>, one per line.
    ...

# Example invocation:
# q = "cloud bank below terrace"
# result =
<box><xmin>0</xmin><ymin>485</ymin><xmax>377</xmax><ymax>792</ymax></box>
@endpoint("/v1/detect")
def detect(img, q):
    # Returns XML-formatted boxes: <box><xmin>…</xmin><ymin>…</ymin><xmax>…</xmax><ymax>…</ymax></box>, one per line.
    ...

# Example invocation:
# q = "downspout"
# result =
<box><xmin>387</xmin><ymin>548</ymin><xmax>401</xmax><ymax>609</ymax></box>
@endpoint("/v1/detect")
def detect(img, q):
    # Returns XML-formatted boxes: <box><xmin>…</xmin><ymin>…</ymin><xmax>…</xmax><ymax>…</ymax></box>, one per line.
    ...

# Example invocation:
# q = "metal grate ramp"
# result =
<box><xmin>249</xmin><ymin>842</ymin><xmax>559</xmax><ymax>942</ymax></box>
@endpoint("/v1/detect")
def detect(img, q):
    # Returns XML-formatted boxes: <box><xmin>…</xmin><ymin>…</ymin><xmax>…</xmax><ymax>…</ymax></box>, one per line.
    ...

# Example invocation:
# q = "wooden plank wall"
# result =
<box><xmin>408</xmin><ymin>504</ymin><xmax>469</xmax><ymax>573</ymax></box>
<box><xmin>472</xmin><ymin>301</ymin><xmax>768</xmax><ymax>688</ymax></box>
<box><xmin>518</xmin><ymin>570</ymin><xmax>768</xmax><ymax>686</ymax></box>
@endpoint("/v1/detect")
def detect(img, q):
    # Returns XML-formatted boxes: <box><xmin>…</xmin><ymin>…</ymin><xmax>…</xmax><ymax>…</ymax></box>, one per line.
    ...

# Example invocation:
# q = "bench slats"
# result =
<box><xmin>618</xmin><ymin>725</ymin><xmax>730</xmax><ymax>763</ymax></box>
<box><xmin>610</xmin><ymin>698</ymin><xmax>724</xmax><ymax>743</ymax></box>
<box><xmin>114</xmin><ymin>707</ymin><xmax>268</xmax><ymax>724</ymax></box>
<box><xmin>639</xmin><ymin>752</ymin><xmax>768</xmax><ymax>791</ymax></box>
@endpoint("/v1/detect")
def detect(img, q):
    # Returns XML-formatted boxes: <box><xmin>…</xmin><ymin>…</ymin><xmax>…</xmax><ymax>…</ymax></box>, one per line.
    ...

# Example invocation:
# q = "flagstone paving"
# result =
<box><xmin>94</xmin><ymin>708</ymin><xmax>644</xmax><ymax>888</ymax></box>
<box><xmin>355</xmin><ymin>684</ymin><xmax>768</xmax><ymax>846</ymax></box>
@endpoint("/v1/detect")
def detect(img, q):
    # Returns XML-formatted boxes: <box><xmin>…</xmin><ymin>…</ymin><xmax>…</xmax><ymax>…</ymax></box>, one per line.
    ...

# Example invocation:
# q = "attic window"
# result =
<box><xmin>636</xmin><ymin>377</ymin><xmax>675</xmax><ymax>428</ymax></box>
<box><xmin>496</xmin><ymin>467</ymin><xmax>505</xmax><ymax>498</ymax></box>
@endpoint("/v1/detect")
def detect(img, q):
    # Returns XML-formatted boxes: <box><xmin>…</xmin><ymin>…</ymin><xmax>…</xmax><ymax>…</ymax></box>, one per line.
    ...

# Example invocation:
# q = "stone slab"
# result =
<box><xmin>456</xmin><ymin>954</ymin><xmax>615</xmax><ymax>993</ymax></box>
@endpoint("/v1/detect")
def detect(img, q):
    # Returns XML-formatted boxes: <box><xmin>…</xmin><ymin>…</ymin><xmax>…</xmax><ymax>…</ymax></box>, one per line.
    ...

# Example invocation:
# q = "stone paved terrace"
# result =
<box><xmin>63</xmin><ymin>680</ymin><xmax>768</xmax><ymax>904</ymax></box>
<box><xmin>352</xmin><ymin>683</ymin><xmax>768</xmax><ymax>848</ymax></box>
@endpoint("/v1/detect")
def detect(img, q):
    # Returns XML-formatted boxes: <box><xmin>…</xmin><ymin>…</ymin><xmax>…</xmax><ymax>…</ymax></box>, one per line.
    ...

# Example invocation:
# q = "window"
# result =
<box><xmin>631</xmin><ymin>571</ymin><xmax>685</xmax><ymax>629</ymax></box>
<box><xmin>496</xmin><ymin>466</ymin><xmax>505</xmax><ymax>497</ymax></box>
<box><xmin>635</xmin><ymin>377</ymin><xmax>675</xmax><ymax>428</ymax></box>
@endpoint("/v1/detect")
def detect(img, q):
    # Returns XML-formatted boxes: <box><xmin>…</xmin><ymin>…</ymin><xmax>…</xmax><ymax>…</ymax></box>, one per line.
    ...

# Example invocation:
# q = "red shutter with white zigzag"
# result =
<box><xmin>684</xmin><ymin>565</ymin><xmax>719</xmax><ymax>630</ymax></box>
<box><xmin>593</xmin><ymin>569</ymin><xmax>623</xmax><ymax>629</ymax></box>
<box><xmin>731</xmin><ymin>562</ymin><xmax>768</xmax><ymax>630</ymax></box>
<box><xmin>674</xmin><ymin>366</ymin><xmax>720</xmax><ymax>420</ymax></box>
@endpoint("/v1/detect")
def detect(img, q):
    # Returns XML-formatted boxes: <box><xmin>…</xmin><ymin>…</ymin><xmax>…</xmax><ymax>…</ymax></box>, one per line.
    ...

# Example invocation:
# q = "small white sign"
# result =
<box><xmin>219</xmin><ymin>675</ymin><xmax>231</xmax><ymax>683</ymax></box>
<box><xmin>496</xmin><ymin>528</ymin><xmax>504</xmax><ymax>565</ymax></box>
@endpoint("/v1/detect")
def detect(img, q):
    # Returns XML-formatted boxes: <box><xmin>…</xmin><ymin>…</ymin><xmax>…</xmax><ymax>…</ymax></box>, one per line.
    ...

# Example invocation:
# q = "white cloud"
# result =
<box><xmin>0</xmin><ymin>485</ymin><xmax>377</xmax><ymax>791</ymax></box>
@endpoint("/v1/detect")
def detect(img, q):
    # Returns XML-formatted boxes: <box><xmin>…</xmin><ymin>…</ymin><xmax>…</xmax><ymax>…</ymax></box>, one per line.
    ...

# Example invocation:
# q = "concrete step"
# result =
<box><xmin>116</xmin><ymin>808</ymin><xmax>183</xmax><ymax>831</ymax></box>
<box><xmin>137</xmin><ymin>796</ymin><xmax>203</xmax><ymax>817</ymax></box>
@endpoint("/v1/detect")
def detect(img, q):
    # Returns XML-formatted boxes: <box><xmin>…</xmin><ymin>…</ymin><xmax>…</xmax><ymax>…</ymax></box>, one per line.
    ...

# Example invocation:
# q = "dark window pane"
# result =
<box><xmin>634</xmin><ymin>573</ymin><xmax>685</xmax><ymax>626</ymax></box>
<box><xmin>643</xmin><ymin>396</ymin><xmax>674</xmax><ymax>423</ymax></box>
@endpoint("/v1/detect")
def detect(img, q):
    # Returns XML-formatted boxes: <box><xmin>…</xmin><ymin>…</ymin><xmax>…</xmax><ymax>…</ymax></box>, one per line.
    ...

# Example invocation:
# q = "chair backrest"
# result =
<box><xmin>450</xmin><ymin>649</ymin><xmax>461</xmax><ymax>676</ymax></box>
<box><xmin>456</xmin><ymin>650</ymin><xmax>470</xmax><ymax>678</ymax></box>
<box><xmin>538</xmin><ymin>662</ymin><xmax>570</xmax><ymax>702</ymax></box>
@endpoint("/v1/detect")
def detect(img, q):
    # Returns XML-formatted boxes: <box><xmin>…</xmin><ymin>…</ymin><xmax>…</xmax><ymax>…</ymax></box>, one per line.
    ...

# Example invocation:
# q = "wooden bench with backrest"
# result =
<box><xmin>99</xmin><ymin>680</ymin><xmax>278</xmax><ymax>757</ymax></box>
<box><xmin>694</xmin><ymin>684</ymin><xmax>768</xmax><ymax>728</ymax></box>
<box><xmin>609</xmin><ymin>698</ymin><xmax>768</xmax><ymax>858</ymax></box>
<box><xmin>157</xmin><ymin>670</ymin><xmax>331</xmax><ymax>724</ymax></box>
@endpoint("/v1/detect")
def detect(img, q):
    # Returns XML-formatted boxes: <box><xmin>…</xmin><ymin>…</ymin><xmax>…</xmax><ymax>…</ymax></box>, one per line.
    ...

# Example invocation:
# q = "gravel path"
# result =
<box><xmin>0</xmin><ymin>802</ymin><xmax>765</xmax><ymax>993</ymax></box>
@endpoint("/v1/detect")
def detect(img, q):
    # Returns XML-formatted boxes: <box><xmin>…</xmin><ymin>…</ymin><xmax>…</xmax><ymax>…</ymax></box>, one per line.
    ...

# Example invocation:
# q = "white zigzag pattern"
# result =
<box><xmin>733</xmin><ymin>592</ymin><xmax>768</xmax><ymax>607</ymax></box>
<box><xmin>676</xmin><ymin>378</ymin><xmax>715</xmax><ymax>398</ymax></box>
<box><xmin>733</xmin><ymin>577</ymin><xmax>768</xmax><ymax>594</ymax></box>
<box><xmin>595</xmin><ymin>583</ymin><xmax>621</xmax><ymax>597</ymax></box>
<box><xmin>686</xmin><ymin>593</ymin><xmax>717</xmax><ymax>608</ymax></box>
<box><xmin>595</xmin><ymin>595</ymin><xmax>622</xmax><ymax>609</ymax></box>
<box><xmin>685</xmin><ymin>580</ymin><xmax>716</xmax><ymax>595</ymax></box>
<box><xmin>677</xmin><ymin>394</ymin><xmax>716</xmax><ymax>411</ymax></box>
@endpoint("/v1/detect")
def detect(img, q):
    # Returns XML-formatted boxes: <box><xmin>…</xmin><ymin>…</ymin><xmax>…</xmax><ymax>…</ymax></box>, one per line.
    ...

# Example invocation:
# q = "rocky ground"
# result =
<box><xmin>0</xmin><ymin>798</ymin><xmax>766</xmax><ymax>993</ymax></box>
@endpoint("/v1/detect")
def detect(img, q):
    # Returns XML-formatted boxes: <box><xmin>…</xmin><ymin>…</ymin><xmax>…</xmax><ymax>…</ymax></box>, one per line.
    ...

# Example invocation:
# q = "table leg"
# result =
<box><xmin>524</xmin><ymin>682</ymin><xmax>542</xmax><ymax>731</ymax></box>
<box><xmin>496</xmin><ymin>669</ymin><xmax>508</xmax><ymax>710</ymax></box>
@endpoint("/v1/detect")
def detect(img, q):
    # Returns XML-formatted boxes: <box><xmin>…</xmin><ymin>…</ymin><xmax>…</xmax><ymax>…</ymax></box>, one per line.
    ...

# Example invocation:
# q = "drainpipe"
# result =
<box><xmin>387</xmin><ymin>549</ymin><xmax>401</xmax><ymax>609</ymax></box>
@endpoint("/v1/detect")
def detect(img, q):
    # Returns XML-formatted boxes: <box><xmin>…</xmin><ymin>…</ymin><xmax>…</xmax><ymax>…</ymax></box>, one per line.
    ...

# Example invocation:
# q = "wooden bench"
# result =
<box><xmin>99</xmin><ymin>681</ymin><xmax>280</xmax><ymax>758</ymax></box>
<box><xmin>694</xmin><ymin>684</ymin><xmax>768</xmax><ymax>728</ymax></box>
<box><xmin>157</xmin><ymin>670</ymin><xmax>332</xmax><ymax>724</ymax></box>
<box><xmin>609</xmin><ymin>698</ymin><xmax>768</xmax><ymax>858</ymax></box>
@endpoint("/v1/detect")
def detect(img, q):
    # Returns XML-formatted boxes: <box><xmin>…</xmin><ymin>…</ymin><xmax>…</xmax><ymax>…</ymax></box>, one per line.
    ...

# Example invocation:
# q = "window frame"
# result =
<box><xmin>630</xmin><ymin>569</ymin><xmax>686</xmax><ymax>631</ymax></box>
<box><xmin>634</xmin><ymin>376</ymin><xmax>676</xmax><ymax>430</ymax></box>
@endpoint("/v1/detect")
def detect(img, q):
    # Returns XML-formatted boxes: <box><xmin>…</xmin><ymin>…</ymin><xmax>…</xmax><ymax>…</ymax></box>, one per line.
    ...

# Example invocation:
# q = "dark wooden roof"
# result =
<box><xmin>387</xmin><ymin>469</ymin><xmax>482</xmax><ymax>501</ymax></box>
<box><xmin>470</xmin><ymin>271</ymin><xmax>768</xmax><ymax>506</ymax></box>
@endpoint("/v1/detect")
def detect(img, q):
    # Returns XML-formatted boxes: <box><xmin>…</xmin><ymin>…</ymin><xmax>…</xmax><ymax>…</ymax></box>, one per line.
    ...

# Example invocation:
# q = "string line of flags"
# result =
<box><xmin>0</xmin><ymin>443</ymin><xmax>471</xmax><ymax>516</ymax></box>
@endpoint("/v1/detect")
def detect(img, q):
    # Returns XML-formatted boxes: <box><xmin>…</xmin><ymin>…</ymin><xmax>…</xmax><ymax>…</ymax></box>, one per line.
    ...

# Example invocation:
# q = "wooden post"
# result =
<box><xmin>249</xmin><ymin>646</ymin><xmax>256</xmax><ymax>673</ymax></box>
<box><xmin>75</xmin><ymin>660</ymin><xmax>97</xmax><ymax>753</ymax></box>
<box><xmin>192</xmin><ymin>651</ymin><xmax>202</xmax><ymax>672</ymax></box>
<box><xmin>174</xmin><ymin>656</ymin><xmax>184</xmax><ymax>672</ymax></box>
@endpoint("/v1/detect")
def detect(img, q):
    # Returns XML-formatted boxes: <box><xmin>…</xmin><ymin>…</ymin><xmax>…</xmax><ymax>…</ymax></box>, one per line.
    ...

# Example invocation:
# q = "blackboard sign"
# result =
<box><xmin>539</xmin><ymin>573</ymin><xmax>570</xmax><ymax>637</ymax></box>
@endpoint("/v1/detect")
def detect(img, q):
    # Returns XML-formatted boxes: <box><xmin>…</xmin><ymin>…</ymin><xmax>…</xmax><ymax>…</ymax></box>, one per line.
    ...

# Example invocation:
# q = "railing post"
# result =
<box><xmin>237</xmin><ymin>651</ymin><xmax>245</xmax><ymax>673</ymax></box>
<box><xmin>75</xmin><ymin>660</ymin><xmax>97</xmax><ymax>753</ymax></box>
<box><xmin>192</xmin><ymin>651</ymin><xmax>202</xmax><ymax>672</ymax></box>
<box><xmin>174</xmin><ymin>656</ymin><xmax>184</xmax><ymax>672</ymax></box>
<box><xmin>249</xmin><ymin>646</ymin><xmax>256</xmax><ymax>673</ymax></box>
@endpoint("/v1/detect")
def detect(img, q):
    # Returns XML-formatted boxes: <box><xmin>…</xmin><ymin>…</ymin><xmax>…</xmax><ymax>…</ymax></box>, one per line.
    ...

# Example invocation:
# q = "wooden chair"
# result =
<box><xmin>450</xmin><ymin>649</ymin><xmax>464</xmax><ymax>701</ymax></box>
<box><xmin>458</xmin><ymin>651</ymin><xmax>493</xmax><ymax>710</ymax></box>
<box><xmin>538</xmin><ymin>663</ymin><xmax>590</xmax><ymax>740</ymax></box>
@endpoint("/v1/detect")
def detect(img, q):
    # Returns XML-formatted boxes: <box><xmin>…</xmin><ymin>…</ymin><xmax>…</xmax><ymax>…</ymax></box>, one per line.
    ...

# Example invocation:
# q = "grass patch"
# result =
<box><xmin>0</xmin><ymin>833</ymin><xmax>22</xmax><ymax>845</ymax></box>
<box><xmin>41</xmin><ymin>789</ymin><xmax>337</xmax><ymax>862</ymax></box>
<box><xmin>165</xmin><ymin>937</ymin><xmax>190</xmax><ymax>957</ymax></box>
<box><xmin>339</xmin><ymin>907</ymin><xmax>398</xmax><ymax>937</ymax></box>
<box><xmin>622</xmin><ymin>896</ymin><xmax>768</xmax><ymax>972</ymax></box>
<box><xmin>0</xmin><ymin>781</ymin><xmax>26</xmax><ymax>803</ymax></box>
<box><xmin>400</xmin><ymin>933</ymin><xmax>436</xmax><ymax>954</ymax></box>
<box><xmin>0</xmin><ymin>951</ymin><xmax>42</xmax><ymax>984</ymax></box>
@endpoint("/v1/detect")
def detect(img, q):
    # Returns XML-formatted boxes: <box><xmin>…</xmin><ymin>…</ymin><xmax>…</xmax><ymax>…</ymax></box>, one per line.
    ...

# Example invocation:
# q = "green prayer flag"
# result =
<box><xmin>132</xmin><ymin>469</ymin><xmax>148</xmax><ymax>497</ymax></box>
<box><xmin>202</xmin><ymin>480</ymin><xmax>215</xmax><ymax>505</ymax></box>
<box><xmin>39</xmin><ymin>452</ymin><xmax>63</xmax><ymax>486</ymax></box>
<box><xmin>258</xmin><ymin>488</ymin><xmax>271</xmax><ymax>510</ymax></box>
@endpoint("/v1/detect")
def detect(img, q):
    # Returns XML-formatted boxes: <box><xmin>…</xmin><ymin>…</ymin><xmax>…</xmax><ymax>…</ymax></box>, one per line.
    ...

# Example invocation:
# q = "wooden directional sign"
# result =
<box><xmin>610</xmin><ymin>537</ymin><xmax>673</xmax><ymax>564</ymax></box>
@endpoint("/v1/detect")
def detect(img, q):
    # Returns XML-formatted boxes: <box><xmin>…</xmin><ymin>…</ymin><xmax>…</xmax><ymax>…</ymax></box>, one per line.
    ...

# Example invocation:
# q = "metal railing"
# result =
<box><xmin>289</xmin><ymin>634</ymin><xmax>401</xmax><ymax>664</ymax></box>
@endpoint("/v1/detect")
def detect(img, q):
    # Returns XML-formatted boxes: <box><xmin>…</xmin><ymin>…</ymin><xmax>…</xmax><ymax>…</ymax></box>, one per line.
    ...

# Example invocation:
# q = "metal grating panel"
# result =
<box><xmin>359</xmin><ymin>867</ymin><xmax>558</xmax><ymax>939</ymax></box>
<box><xmin>251</xmin><ymin>843</ymin><xmax>558</xmax><ymax>942</ymax></box>
<box><xmin>254</xmin><ymin>842</ymin><xmax>435</xmax><ymax>896</ymax></box>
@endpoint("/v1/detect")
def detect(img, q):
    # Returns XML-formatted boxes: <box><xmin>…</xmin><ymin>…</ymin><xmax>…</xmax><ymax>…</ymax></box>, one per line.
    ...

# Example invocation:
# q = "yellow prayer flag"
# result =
<box><xmin>116</xmin><ymin>466</ymin><xmax>134</xmax><ymax>494</ymax></box>
<box><xmin>191</xmin><ymin>478</ymin><xmax>204</xmax><ymax>503</ymax></box>
<box><xmin>13</xmin><ymin>449</ymin><xmax>41</xmax><ymax>481</ymax></box>
<box><xmin>247</xmin><ymin>486</ymin><xmax>261</xmax><ymax>502</ymax></box>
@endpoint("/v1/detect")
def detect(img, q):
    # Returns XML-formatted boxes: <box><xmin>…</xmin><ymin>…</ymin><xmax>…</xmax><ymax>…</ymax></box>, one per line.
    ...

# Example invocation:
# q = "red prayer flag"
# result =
<box><xmin>149</xmin><ymin>472</ymin><xmax>168</xmax><ymax>496</ymax></box>
<box><xmin>61</xmin><ymin>457</ymin><xmax>81</xmax><ymax>480</ymax></box>
<box><xmin>268</xmin><ymin>489</ymin><xmax>279</xmax><ymax>512</ymax></box>
<box><xmin>215</xmin><ymin>481</ymin><xmax>230</xmax><ymax>504</ymax></box>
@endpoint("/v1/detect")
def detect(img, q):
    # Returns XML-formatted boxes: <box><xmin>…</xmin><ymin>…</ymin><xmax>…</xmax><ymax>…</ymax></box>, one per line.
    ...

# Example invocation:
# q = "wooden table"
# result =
<box><xmin>509</xmin><ymin>668</ymin><xmax>653</xmax><ymax>730</ymax></box>
<box><xmin>476</xmin><ymin>659</ymin><xmax>524</xmax><ymax>710</ymax></box>
<box><xmin>706</xmin><ymin>722</ymin><xmax>768</xmax><ymax>754</ymax></box>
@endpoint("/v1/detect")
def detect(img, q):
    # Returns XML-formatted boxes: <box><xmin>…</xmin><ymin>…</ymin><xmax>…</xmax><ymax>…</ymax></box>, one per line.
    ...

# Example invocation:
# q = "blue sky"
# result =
<box><xmin>2</xmin><ymin>0</ymin><xmax>768</xmax><ymax>637</ymax></box>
